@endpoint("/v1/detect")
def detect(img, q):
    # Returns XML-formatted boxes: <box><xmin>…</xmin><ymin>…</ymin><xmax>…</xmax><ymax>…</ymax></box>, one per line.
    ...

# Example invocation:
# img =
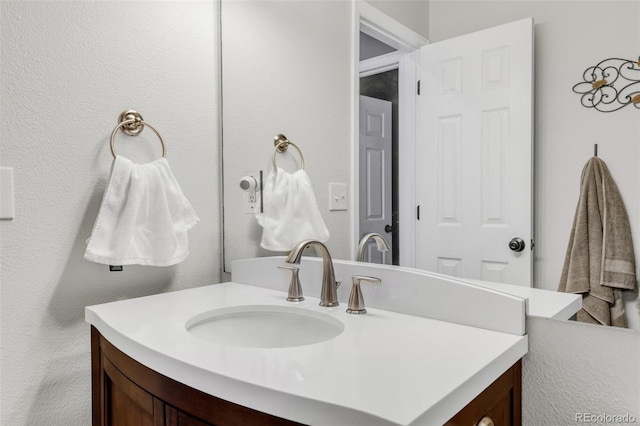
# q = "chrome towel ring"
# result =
<box><xmin>109</xmin><ymin>110</ymin><xmax>166</xmax><ymax>159</ymax></box>
<box><xmin>272</xmin><ymin>134</ymin><xmax>304</xmax><ymax>170</ymax></box>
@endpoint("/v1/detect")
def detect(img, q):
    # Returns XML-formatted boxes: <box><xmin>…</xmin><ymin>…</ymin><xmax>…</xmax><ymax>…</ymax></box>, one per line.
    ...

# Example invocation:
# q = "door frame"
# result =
<box><xmin>351</xmin><ymin>3</ymin><xmax>428</xmax><ymax>265</ymax></box>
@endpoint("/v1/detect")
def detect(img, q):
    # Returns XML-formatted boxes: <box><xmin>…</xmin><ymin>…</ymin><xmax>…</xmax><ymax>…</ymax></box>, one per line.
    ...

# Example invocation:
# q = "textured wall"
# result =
<box><xmin>0</xmin><ymin>2</ymin><xmax>220</xmax><ymax>424</ymax></box>
<box><xmin>523</xmin><ymin>318</ymin><xmax>640</xmax><ymax>424</ymax></box>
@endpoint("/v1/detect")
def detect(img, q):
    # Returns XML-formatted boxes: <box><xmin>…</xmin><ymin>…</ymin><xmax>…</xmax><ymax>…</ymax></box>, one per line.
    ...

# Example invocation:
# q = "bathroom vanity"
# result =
<box><xmin>86</xmin><ymin>257</ymin><xmax>578</xmax><ymax>425</ymax></box>
<box><xmin>92</xmin><ymin>325</ymin><xmax>521</xmax><ymax>426</ymax></box>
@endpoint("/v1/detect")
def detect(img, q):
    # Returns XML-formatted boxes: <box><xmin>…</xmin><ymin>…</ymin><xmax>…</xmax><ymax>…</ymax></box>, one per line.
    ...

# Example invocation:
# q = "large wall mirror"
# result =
<box><xmin>221</xmin><ymin>1</ymin><xmax>640</xmax><ymax>331</ymax></box>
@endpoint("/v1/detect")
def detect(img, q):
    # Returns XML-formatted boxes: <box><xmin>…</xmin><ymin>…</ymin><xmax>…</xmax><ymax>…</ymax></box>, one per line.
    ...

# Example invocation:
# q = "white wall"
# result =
<box><xmin>221</xmin><ymin>0</ymin><xmax>353</xmax><ymax>270</ymax></box>
<box><xmin>0</xmin><ymin>2</ymin><xmax>220</xmax><ymax>424</ymax></box>
<box><xmin>366</xmin><ymin>0</ymin><xmax>429</xmax><ymax>39</ymax></box>
<box><xmin>430</xmin><ymin>0</ymin><xmax>640</xmax><ymax>329</ymax></box>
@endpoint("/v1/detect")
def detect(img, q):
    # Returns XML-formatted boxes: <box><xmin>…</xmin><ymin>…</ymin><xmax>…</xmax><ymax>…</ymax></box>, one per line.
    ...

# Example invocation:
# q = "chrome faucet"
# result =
<box><xmin>285</xmin><ymin>240</ymin><xmax>339</xmax><ymax>307</ymax></box>
<box><xmin>357</xmin><ymin>233</ymin><xmax>390</xmax><ymax>262</ymax></box>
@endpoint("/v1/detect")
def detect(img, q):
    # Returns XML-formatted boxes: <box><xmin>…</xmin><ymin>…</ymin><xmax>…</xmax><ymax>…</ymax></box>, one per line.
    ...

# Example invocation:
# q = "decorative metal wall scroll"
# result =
<box><xmin>572</xmin><ymin>56</ymin><xmax>640</xmax><ymax>112</ymax></box>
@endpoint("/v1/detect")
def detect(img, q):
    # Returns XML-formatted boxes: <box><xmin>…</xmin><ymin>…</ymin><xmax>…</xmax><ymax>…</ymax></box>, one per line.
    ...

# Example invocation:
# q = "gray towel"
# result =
<box><xmin>558</xmin><ymin>157</ymin><xmax>637</xmax><ymax>327</ymax></box>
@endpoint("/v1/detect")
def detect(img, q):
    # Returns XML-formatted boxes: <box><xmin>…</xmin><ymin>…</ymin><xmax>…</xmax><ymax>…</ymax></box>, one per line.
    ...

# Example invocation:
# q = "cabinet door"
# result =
<box><xmin>166</xmin><ymin>405</ymin><xmax>212</xmax><ymax>426</ymax></box>
<box><xmin>92</xmin><ymin>326</ymin><xmax>303</xmax><ymax>426</ymax></box>
<box><xmin>102</xmin><ymin>356</ymin><xmax>164</xmax><ymax>426</ymax></box>
<box><xmin>445</xmin><ymin>360</ymin><xmax>521</xmax><ymax>426</ymax></box>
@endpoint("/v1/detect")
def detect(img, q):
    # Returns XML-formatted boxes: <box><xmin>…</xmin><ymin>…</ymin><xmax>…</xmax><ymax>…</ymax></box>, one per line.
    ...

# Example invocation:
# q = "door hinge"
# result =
<box><xmin>417</xmin><ymin>80</ymin><xmax>421</xmax><ymax>95</ymax></box>
<box><xmin>417</xmin><ymin>205</ymin><xmax>420</xmax><ymax>220</ymax></box>
<box><xmin>531</xmin><ymin>238</ymin><xmax>535</xmax><ymax>251</ymax></box>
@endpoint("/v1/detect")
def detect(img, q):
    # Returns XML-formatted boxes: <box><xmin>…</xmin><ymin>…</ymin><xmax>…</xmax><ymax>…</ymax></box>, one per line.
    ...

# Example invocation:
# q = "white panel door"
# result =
<box><xmin>359</xmin><ymin>95</ymin><xmax>392</xmax><ymax>264</ymax></box>
<box><xmin>416</xmin><ymin>18</ymin><xmax>533</xmax><ymax>286</ymax></box>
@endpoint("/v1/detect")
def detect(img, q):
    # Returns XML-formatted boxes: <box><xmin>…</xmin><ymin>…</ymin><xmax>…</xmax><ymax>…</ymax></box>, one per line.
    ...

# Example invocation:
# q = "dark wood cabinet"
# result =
<box><xmin>91</xmin><ymin>326</ymin><xmax>301</xmax><ymax>426</ymax></box>
<box><xmin>165</xmin><ymin>406</ymin><xmax>211</xmax><ymax>426</ymax></box>
<box><xmin>444</xmin><ymin>360</ymin><xmax>522</xmax><ymax>426</ymax></box>
<box><xmin>92</xmin><ymin>326</ymin><xmax>521</xmax><ymax>426</ymax></box>
<box><xmin>101</xmin><ymin>355</ymin><xmax>163</xmax><ymax>426</ymax></box>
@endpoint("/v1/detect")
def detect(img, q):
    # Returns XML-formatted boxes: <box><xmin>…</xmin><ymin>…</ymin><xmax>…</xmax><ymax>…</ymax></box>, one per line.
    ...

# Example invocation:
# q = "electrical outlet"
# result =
<box><xmin>329</xmin><ymin>183</ymin><xmax>348</xmax><ymax>211</ymax></box>
<box><xmin>240</xmin><ymin>171</ymin><xmax>261</xmax><ymax>214</ymax></box>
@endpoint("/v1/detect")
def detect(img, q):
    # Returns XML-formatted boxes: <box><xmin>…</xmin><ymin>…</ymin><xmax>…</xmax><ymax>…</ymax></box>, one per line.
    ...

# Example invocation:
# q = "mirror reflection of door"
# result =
<box><xmin>416</xmin><ymin>18</ymin><xmax>534</xmax><ymax>286</ymax></box>
<box><xmin>359</xmin><ymin>95</ymin><xmax>393</xmax><ymax>264</ymax></box>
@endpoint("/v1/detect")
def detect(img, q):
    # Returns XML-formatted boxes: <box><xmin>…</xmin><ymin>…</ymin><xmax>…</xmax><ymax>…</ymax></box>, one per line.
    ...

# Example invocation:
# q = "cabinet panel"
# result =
<box><xmin>102</xmin><ymin>356</ymin><xmax>163</xmax><ymax>426</ymax></box>
<box><xmin>444</xmin><ymin>360</ymin><xmax>522</xmax><ymax>426</ymax></box>
<box><xmin>91</xmin><ymin>327</ymin><xmax>301</xmax><ymax>426</ymax></box>
<box><xmin>166</xmin><ymin>405</ymin><xmax>212</xmax><ymax>426</ymax></box>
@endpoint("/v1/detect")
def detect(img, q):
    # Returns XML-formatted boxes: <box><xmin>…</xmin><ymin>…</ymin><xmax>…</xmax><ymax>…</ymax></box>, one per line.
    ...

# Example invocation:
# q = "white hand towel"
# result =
<box><xmin>84</xmin><ymin>156</ymin><xmax>199</xmax><ymax>266</ymax></box>
<box><xmin>256</xmin><ymin>167</ymin><xmax>329</xmax><ymax>251</ymax></box>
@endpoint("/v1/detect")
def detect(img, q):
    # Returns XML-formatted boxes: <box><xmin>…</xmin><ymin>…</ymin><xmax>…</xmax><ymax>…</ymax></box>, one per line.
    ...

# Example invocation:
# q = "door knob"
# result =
<box><xmin>509</xmin><ymin>237</ymin><xmax>526</xmax><ymax>252</ymax></box>
<box><xmin>476</xmin><ymin>416</ymin><xmax>494</xmax><ymax>426</ymax></box>
<box><xmin>384</xmin><ymin>224</ymin><xmax>393</xmax><ymax>233</ymax></box>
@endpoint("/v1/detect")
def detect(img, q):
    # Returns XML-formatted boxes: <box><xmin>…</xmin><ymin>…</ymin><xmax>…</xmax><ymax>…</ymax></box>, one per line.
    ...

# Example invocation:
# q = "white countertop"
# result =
<box><xmin>86</xmin><ymin>282</ymin><xmax>528</xmax><ymax>425</ymax></box>
<box><xmin>463</xmin><ymin>278</ymin><xmax>582</xmax><ymax>320</ymax></box>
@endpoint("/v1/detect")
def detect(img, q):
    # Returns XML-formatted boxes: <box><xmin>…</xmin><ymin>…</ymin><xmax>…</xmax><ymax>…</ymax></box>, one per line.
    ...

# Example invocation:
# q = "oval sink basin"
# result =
<box><xmin>186</xmin><ymin>305</ymin><xmax>344</xmax><ymax>348</ymax></box>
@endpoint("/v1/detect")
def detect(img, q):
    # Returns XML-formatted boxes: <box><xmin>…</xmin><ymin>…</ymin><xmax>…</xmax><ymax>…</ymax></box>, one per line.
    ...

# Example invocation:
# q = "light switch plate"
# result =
<box><xmin>1</xmin><ymin>167</ymin><xmax>15</xmax><ymax>220</ymax></box>
<box><xmin>329</xmin><ymin>182</ymin><xmax>348</xmax><ymax>211</ymax></box>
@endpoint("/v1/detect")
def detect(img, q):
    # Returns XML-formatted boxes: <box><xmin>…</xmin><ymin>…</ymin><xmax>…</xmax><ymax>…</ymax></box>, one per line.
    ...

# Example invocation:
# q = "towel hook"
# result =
<box><xmin>272</xmin><ymin>134</ymin><xmax>305</xmax><ymax>170</ymax></box>
<box><xmin>109</xmin><ymin>110</ymin><xmax>166</xmax><ymax>159</ymax></box>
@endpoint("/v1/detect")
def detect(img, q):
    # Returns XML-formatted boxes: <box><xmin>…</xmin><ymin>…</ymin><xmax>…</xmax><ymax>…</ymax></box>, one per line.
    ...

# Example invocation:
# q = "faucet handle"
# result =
<box><xmin>278</xmin><ymin>265</ymin><xmax>304</xmax><ymax>302</ymax></box>
<box><xmin>346</xmin><ymin>275</ymin><xmax>381</xmax><ymax>315</ymax></box>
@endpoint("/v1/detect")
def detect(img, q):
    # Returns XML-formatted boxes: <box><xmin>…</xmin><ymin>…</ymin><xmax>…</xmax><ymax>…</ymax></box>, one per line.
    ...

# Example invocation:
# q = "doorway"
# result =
<box><xmin>354</xmin><ymin>3</ymin><xmax>427</xmax><ymax>267</ymax></box>
<box><xmin>360</xmin><ymin>67</ymin><xmax>399</xmax><ymax>264</ymax></box>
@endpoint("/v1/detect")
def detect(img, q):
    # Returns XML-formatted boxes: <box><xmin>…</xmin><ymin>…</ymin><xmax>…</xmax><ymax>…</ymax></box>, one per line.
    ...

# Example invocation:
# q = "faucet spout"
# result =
<box><xmin>357</xmin><ymin>233</ymin><xmax>390</xmax><ymax>262</ymax></box>
<box><xmin>286</xmin><ymin>240</ymin><xmax>338</xmax><ymax>307</ymax></box>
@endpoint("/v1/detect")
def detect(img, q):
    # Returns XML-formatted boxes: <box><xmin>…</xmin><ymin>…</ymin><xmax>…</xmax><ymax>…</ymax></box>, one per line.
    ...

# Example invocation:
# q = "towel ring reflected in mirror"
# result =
<box><xmin>109</xmin><ymin>110</ymin><xmax>167</xmax><ymax>159</ymax></box>
<box><xmin>272</xmin><ymin>134</ymin><xmax>305</xmax><ymax>170</ymax></box>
